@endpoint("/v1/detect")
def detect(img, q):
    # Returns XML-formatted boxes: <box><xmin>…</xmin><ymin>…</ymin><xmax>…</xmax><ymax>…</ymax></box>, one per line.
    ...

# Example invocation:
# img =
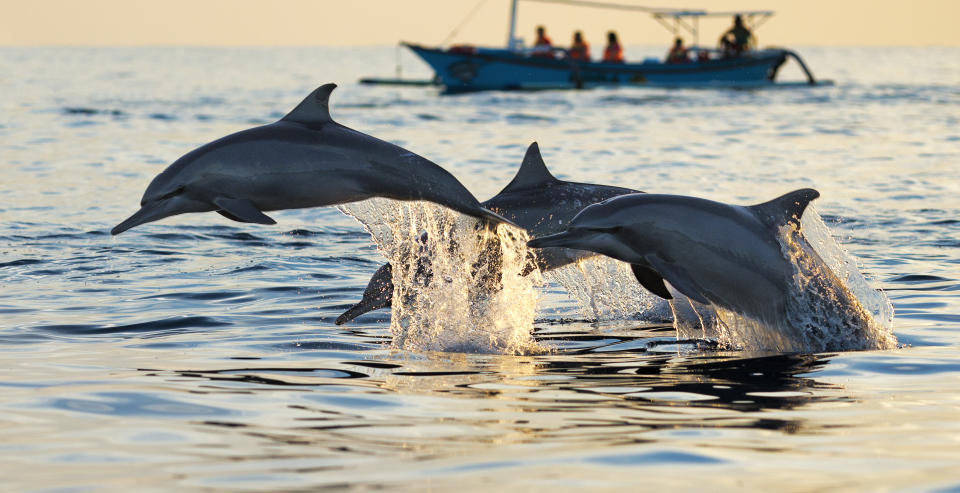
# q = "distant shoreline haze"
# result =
<box><xmin>2</xmin><ymin>0</ymin><xmax>958</xmax><ymax>47</ymax></box>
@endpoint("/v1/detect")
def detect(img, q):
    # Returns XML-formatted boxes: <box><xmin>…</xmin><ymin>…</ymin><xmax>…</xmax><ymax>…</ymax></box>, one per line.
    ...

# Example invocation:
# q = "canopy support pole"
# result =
<box><xmin>507</xmin><ymin>0</ymin><xmax>519</xmax><ymax>50</ymax></box>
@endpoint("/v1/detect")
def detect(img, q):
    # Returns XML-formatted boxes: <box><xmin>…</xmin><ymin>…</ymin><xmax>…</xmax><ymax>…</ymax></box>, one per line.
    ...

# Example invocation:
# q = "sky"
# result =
<box><xmin>2</xmin><ymin>0</ymin><xmax>958</xmax><ymax>47</ymax></box>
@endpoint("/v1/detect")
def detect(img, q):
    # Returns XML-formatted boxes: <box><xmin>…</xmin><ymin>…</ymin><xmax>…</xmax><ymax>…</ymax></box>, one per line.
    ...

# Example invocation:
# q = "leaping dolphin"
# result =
<box><xmin>334</xmin><ymin>142</ymin><xmax>639</xmax><ymax>324</ymax></box>
<box><xmin>526</xmin><ymin>189</ymin><xmax>824</xmax><ymax>332</ymax></box>
<box><xmin>111</xmin><ymin>84</ymin><xmax>512</xmax><ymax>235</ymax></box>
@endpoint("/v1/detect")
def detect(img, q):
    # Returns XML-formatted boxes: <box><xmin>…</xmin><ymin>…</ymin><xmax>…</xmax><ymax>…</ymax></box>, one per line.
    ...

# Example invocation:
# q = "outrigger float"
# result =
<box><xmin>361</xmin><ymin>0</ymin><xmax>830</xmax><ymax>93</ymax></box>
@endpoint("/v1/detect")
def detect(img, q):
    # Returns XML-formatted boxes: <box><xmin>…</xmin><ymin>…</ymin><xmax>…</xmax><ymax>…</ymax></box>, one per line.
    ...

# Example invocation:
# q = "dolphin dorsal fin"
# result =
<box><xmin>281</xmin><ymin>83</ymin><xmax>336</xmax><ymax>126</ymax></box>
<box><xmin>750</xmin><ymin>188</ymin><xmax>820</xmax><ymax>229</ymax></box>
<box><xmin>498</xmin><ymin>142</ymin><xmax>559</xmax><ymax>194</ymax></box>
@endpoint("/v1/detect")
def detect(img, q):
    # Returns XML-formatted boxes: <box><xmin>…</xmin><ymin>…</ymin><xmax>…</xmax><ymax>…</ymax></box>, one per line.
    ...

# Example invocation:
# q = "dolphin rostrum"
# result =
<box><xmin>111</xmin><ymin>84</ymin><xmax>512</xmax><ymax>235</ymax></box>
<box><xmin>526</xmin><ymin>189</ymin><xmax>824</xmax><ymax>332</ymax></box>
<box><xmin>335</xmin><ymin>142</ymin><xmax>639</xmax><ymax>324</ymax></box>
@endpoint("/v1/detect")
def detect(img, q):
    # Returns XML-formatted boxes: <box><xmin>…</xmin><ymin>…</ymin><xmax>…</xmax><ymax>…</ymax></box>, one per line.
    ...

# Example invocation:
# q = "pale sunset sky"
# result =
<box><xmin>2</xmin><ymin>0</ymin><xmax>958</xmax><ymax>47</ymax></box>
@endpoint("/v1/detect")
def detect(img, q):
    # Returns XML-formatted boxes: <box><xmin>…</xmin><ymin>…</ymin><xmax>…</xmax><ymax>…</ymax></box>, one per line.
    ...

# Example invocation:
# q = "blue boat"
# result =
<box><xmin>369</xmin><ymin>1</ymin><xmax>824</xmax><ymax>93</ymax></box>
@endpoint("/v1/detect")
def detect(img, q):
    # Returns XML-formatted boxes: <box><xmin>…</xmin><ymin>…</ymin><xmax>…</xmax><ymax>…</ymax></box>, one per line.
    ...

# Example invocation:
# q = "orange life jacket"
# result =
<box><xmin>569</xmin><ymin>41</ymin><xmax>590</xmax><ymax>61</ymax></box>
<box><xmin>603</xmin><ymin>43</ymin><xmax>623</xmax><ymax>63</ymax></box>
<box><xmin>532</xmin><ymin>35</ymin><xmax>555</xmax><ymax>58</ymax></box>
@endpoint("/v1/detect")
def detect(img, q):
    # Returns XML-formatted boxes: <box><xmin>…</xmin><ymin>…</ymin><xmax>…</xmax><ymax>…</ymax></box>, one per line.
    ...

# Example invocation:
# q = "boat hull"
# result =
<box><xmin>405</xmin><ymin>43</ymin><xmax>790</xmax><ymax>92</ymax></box>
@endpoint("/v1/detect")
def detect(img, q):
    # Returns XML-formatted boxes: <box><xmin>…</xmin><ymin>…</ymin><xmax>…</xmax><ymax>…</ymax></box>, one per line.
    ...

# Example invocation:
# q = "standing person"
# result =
<box><xmin>666</xmin><ymin>37</ymin><xmax>688</xmax><ymax>63</ymax></box>
<box><xmin>720</xmin><ymin>15</ymin><xmax>754</xmax><ymax>57</ymax></box>
<box><xmin>569</xmin><ymin>31</ymin><xmax>590</xmax><ymax>61</ymax></box>
<box><xmin>532</xmin><ymin>25</ymin><xmax>555</xmax><ymax>58</ymax></box>
<box><xmin>602</xmin><ymin>31</ymin><xmax>624</xmax><ymax>63</ymax></box>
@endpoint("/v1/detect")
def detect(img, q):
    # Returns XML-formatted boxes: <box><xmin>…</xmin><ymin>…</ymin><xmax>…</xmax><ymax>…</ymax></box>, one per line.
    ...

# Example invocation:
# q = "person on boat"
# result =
<box><xmin>602</xmin><ymin>31</ymin><xmax>624</xmax><ymax>63</ymax></box>
<box><xmin>569</xmin><ymin>31</ymin><xmax>590</xmax><ymax>61</ymax></box>
<box><xmin>720</xmin><ymin>15</ymin><xmax>754</xmax><ymax>57</ymax></box>
<box><xmin>532</xmin><ymin>26</ymin><xmax>555</xmax><ymax>58</ymax></box>
<box><xmin>666</xmin><ymin>37</ymin><xmax>689</xmax><ymax>64</ymax></box>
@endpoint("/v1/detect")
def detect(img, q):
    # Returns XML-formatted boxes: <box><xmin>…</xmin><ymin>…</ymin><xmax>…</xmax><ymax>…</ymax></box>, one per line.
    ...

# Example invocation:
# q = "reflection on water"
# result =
<box><xmin>1</xmin><ymin>46</ymin><xmax>959</xmax><ymax>491</ymax></box>
<box><xmin>47</xmin><ymin>337</ymin><xmax>836</xmax><ymax>490</ymax></box>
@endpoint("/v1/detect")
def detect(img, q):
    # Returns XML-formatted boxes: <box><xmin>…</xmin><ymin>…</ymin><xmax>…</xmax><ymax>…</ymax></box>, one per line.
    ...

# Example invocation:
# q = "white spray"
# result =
<box><xmin>340</xmin><ymin>199</ymin><xmax>543</xmax><ymax>354</ymax></box>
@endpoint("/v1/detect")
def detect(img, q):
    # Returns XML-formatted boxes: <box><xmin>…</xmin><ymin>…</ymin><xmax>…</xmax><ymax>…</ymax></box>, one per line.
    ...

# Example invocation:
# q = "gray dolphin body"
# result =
<box><xmin>526</xmin><ymin>189</ymin><xmax>822</xmax><ymax>331</ymax></box>
<box><xmin>111</xmin><ymin>84</ymin><xmax>510</xmax><ymax>235</ymax></box>
<box><xmin>335</xmin><ymin>142</ymin><xmax>639</xmax><ymax>324</ymax></box>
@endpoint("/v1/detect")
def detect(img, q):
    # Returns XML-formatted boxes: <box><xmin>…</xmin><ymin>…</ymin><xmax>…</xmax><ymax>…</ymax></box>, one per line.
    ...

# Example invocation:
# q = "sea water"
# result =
<box><xmin>1</xmin><ymin>46</ymin><xmax>959</xmax><ymax>491</ymax></box>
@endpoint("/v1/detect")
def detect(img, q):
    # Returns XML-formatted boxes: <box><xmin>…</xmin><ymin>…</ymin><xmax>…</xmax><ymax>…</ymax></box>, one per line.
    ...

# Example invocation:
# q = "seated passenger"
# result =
<box><xmin>666</xmin><ymin>37</ymin><xmax>689</xmax><ymax>64</ymax></box>
<box><xmin>602</xmin><ymin>31</ymin><xmax>624</xmax><ymax>63</ymax></box>
<box><xmin>720</xmin><ymin>15</ymin><xmax>753</xmax><ymax>57</ymax></box>
<box><xmin>532</xmin><ymin>25</ymin><xmax>555</xmax><ymax>58</ymax></box>
<box><xmin>569</xmin><ymin>31</ymin><xmax>590</xmax><ymax>61</ymax></box>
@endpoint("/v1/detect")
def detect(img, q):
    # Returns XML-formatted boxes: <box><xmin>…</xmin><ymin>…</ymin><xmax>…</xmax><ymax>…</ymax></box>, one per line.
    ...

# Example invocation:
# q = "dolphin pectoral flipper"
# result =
<box><xmin>644</xmin><ymin>255</ymin><xmax>710</xmax><ymax>305</ymax></box>
<box><xmin>213</xmin><ymin>197</ymin><xmax>277</xmax><ymax>225</ymax></box>
<box><xmin>630</xmin><ymin>264</ymin><xmax>673</xmax><ymax>300</ymax></box>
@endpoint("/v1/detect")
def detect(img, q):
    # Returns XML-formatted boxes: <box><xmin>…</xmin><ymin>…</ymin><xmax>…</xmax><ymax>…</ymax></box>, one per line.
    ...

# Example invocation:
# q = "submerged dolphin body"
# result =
<box><xmin>111</xmin><ymin>84</ymin><xmax>511</xmax><ymax>235</ymax></box>
<box><xmin>334</xmin><ymin>142</ymin><xmax>639</xmax><ymax>324</ymax></box>
<box><xmin>526</xmin><ymin>189</ymin><xmax>829</xmax><ymax>336</ymax></box>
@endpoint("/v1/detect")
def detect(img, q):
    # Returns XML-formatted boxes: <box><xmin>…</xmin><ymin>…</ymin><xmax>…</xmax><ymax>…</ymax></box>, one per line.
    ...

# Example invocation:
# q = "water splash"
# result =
<box><xmin>669</xmin><ymin>295</ymin><xmax>724</xmax><ymax>342</ymax></box>
<box><xmin>546</xmin><ymin>256</ymin><xmax>671</xmax><ymax>322</ymax></box>
<box><xmin>708</xmin><ymin>208</ymin><xmax>897</xmax><ymax>352</ymax></box>
<box><xmin>340</xmin><ymin>199</ymin><xmax>543</xmax><ymax>354</ymax></box>
<box><xmin>799</xmin><ymin>208</ymin><xmax>895</xmax><ymax>327</ymax></box>
<box><xmin>540</xmin><ymin>208</ymin><xmax>896</xmax><ymax>352</ymax></box>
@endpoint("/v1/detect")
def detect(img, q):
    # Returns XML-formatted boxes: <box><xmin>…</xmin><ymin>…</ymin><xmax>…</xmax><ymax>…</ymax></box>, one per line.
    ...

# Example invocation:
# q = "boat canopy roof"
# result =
<box><xmin>520</xmin><ymin>0</ymin><xmax>773</xmax><ymax>18</ymax></box>
<box><xmin>652</xmin><ymin>9</ymin><xmax>774</xmax><ymax>19</ymax></box>
<box><xmin>515</xmin><ymin>0</ymin><xmax>774</xmax><ymax>47</ymax></box>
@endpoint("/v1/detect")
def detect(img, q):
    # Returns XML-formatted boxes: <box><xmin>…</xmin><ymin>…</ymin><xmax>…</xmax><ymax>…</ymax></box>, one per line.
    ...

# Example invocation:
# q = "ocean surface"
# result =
<box><xmin>1</xmin><ymin>46</ymin><xmax>959</xmax><ymax>491</ymax></box>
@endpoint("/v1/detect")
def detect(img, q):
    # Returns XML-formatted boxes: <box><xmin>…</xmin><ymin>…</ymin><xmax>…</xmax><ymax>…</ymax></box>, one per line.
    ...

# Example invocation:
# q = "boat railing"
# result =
<box><xmin>518</xmin><ymin>46</ymin><xmax>572</xmax><ymax>59</ymax></box>
<box><xmin>435</xmin><ymin>41</ymin><xmax>817</xmax><ymax>85</ymax></box>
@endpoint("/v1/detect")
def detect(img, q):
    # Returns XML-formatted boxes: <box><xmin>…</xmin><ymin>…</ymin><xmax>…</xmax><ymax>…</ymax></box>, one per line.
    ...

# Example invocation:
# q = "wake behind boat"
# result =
<box><xmin>362</xmin><ymin>0</ymin><xmax>830</xmax><ymax>93</ymax></box>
